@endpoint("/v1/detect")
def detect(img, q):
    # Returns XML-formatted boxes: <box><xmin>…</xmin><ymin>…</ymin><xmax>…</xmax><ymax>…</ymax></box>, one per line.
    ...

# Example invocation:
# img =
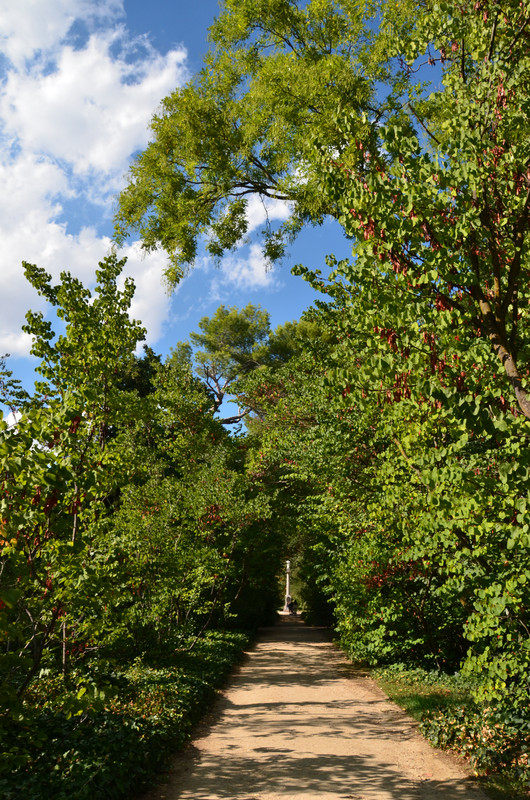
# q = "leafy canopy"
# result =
<box><xmin>114</xmin><ymin>0</ymin><xmax>378</xmax><ymax>282</ymax></box>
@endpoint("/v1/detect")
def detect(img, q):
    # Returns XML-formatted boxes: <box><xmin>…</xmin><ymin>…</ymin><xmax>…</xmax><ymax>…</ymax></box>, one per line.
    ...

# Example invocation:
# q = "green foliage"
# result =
<box><xmin>187</xmin><ymin>303</ymin><xmax>271</xmax><ymax>419</ymax></box>
<box><xmin>2</xmin><ymin>0</ymin><xmax>530</xmax><ymax>790</ymax></box>
<box><xmin>114</xmin><ymin>0</ymin><xmax>376</xmax><ymax>279</ymax></box>
<box><xmin>275</xmin><ymin>0</ymin><xmax>530</xmax><ymax>716</ymax></box>
<box><xmin>113</xmin><ymin>0</ymin><xmax>530</xmax><ymax>724</ymax></box>
<box><xmin>320</xmin><ymin>0</ymin><xmax>530</xmax><ymax>414</ymax></box>
<box><xmin>374</xmin><ymin>664</ymin><xmax>530</xmax><ymax>789</ymax></box>
<box><xmin>190</xmin><ymin>304</ymin><xmax>271</xmax><ymax>374</ymax></box>
<box><xmin>0</xmin><ymin>630</ymin><xmax>250</xmax><ymax>800</ymax></box>
<box><xmin>0</xmin><ymin>254</ymin><xmax>147</xmax><ymax>702</ymax></box>
<box><xmin>0</xmin><ymin>260</ymin><xmax>285</xmax><ymax>797</ymax></box>
<box><xmin>180</xmin><ymin>304</ymin><xmax>318</xmax><ymax>425</ymax></box>
<box><xmin>0</xmin><ymin>355</ymin><xmax>29</xmax><ymax>414</ymax></box>
<box><xmin>420</xmin><ymin>705</ymin><xmax>530</xmax><ymax>783</ymax></box>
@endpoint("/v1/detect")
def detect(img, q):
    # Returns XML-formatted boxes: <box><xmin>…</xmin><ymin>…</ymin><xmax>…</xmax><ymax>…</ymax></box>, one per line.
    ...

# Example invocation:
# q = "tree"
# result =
<box><xmin>0</xmin><ymin>254</ymin><xmax>146</xmax><ymax>697</ymax></box>
<box><xmin>288</xmin><ymin>269</ymin><xmax>530</xmax><ymax>704</ymax></box>
<box><xmin>180</xmin><ymin>304</ymin><xmax>315</xmax><ymax>425</ymax></box>
<box><xmin>317</xmin><ymin>0</ymin><xmax>530</xmax><ymax>416</ymax></box>
<box><xmin>115</xmin><ymin>0</ymin><xmax>529</xmax><ymax>418</ymax></box>
<box><xmin>114</xmin><ymin>0</ymin><xmax>377</xmax><ymax>282</ymax></box>
<box><xmin>186</xmin><ymin>304</ymin><xmax>271</xmax><ymax>422</ymax></box>
<box><xmin>105</xmin><ymin>348</ymin><xmax>285</xmax><ymax>642</ymax></box>
<box><xmin>236</xmin><ymin>297</ymin><xmax>473</xmax><ymax>660</ymax></box>
<box><xmin>117</xmin><ymin>345</ymin><xmax>161</xmax><ymax>397</ymax></box>
<box><xmin>291</xmin><ymin>0</ymin><xmax>530</xmax><ymax>699</ymax></box>
<box><xmin>87</xmin><ymin>0</ymin><xmax>530</xmax><ymax>712</ymax></box>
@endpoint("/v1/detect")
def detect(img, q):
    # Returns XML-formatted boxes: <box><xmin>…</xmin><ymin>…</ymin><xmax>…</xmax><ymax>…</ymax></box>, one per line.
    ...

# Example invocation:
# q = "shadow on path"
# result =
<box><xmin>164</xmin><ymin>746</ymin><xmax>482</xmax><ymax>800</ymax></box>
<box><xmin>138</xmin><ymin>616</ymin><xmax>486</xmax><ymax>800</ymax></box>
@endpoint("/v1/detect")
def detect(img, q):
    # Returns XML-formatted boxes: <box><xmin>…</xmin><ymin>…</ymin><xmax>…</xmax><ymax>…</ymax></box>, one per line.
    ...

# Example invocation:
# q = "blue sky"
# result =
<box><xmin>0</xmin><ymin>0</ymin><xmax>350</xmax><ymax>408</ymax></box>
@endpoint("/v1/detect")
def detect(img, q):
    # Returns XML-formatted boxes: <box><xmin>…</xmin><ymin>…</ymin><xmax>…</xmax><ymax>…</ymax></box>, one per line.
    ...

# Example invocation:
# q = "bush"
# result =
<box><xmin>0</xmin><ymin>630</ymin><xmax>250</xmax><ymax>800</ymax></box>
<box><xmin>420</xmin><ymin>705</ymin><xmax>530</xmax><ymax>785</ymax></box>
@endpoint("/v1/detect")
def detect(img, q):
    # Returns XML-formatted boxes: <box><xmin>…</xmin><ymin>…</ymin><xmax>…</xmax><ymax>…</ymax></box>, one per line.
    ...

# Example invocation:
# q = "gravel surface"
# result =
<box><xmin>139</xmin><ymin>615</ymin><xmax>488</xmax><ymax>800</ymax></box>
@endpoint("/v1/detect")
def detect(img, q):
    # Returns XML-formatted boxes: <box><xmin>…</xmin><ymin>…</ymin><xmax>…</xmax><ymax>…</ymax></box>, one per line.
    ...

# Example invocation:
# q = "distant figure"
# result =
<box><xmin>288</xmin><ymin>598</ymin><xmax>298</xmax><ymax>615</ymax></box>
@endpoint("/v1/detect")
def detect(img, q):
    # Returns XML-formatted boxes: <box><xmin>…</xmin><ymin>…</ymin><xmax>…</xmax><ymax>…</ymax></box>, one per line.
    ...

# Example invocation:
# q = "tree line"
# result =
<box><xmin>0</xmin><ymin>0</ymin><xmax>529</xmax><ymax>792</ymax></box>
<box><xmin>114</xmin><ymin>0</ymin><xmax>529</xmax><ymax>707</ymax></box>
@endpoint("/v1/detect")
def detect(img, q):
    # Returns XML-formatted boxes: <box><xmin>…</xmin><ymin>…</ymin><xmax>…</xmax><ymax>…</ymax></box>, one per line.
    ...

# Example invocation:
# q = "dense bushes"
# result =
<box><xmin>0</xmin><ymin>630</ymin><xmax>250</xmax><ymax>800</ymax></box>
<box><xmin>421</xmin><ymin>705</ymin><xmax>530</xmax><ymax>784</ymax></box>
<box><xmin>0</xmin><ymin>259</ymin><xmax>284</xmax><ymax>800</ymax></box>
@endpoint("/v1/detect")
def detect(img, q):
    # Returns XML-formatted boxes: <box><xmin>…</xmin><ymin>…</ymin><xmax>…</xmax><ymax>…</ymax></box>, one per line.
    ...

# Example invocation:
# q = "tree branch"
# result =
<box><xmin>478</xmin><ymin>297</ymin><xmax>530</xmax><ymax>418</ymax></box>
<box><xmin>406</xmin><ymin>102</ymin><xmax>441</xmax><ymax>145</ymax></box>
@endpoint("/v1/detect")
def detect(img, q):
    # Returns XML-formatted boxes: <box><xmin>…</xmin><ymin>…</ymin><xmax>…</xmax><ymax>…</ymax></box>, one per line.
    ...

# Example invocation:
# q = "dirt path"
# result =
<box><xmin>140</xmin><ymin>616</ymin><xmax>487</xmax><ymax>800</ymax></box>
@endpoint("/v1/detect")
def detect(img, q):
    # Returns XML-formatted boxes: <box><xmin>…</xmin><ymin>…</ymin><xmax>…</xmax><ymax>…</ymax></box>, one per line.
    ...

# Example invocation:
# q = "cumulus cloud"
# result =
<box><xmin>223</xmin><ymin>244</ymin><xmax>280</xmax><ymax>290</ymax></box>
<box><xmin>0</xmin><ymin>32</ymin><xmax>187</xmax><ymax>185</ymax></box>
<box><xmin>0</xmin><ymin>152</ymin><xmax>69</xmax><ymax>232</ymax></box>
<box><xmin>0</xmin><ymin>3</ymin><xmax>188</xmax><ymax>199</ymax></box>
<box><xmin>185</xmin><ymin>195</ymin><xmax>290</xmax><ymax>304</ymax></box>
<box><xmin>0</xmin><ymin>1</ymin><xmax>187</xmax><ymax>361</ymax></box>
<box><xmin>245</xmin><ymin>195</ymin><xmax>292</xmax><ymax>234</ymax></box>
<box><xmin>204</xmin><ymin>243</ymin><xmax>282</xmax><ymax>304</ymax></box>
<box><xmin>0</xmin><ymin>0</ymin><xmax>122</xmax><ymax>70</ymax></box>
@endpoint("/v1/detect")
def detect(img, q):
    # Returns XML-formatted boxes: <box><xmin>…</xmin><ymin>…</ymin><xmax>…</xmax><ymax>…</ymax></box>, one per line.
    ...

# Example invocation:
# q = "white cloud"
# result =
<box><xmin>186</xmin><ymin>196</ymin><xmax>290</xmax><ymax>303</ymax></box>
<box><xmin>245</xmin><ymin>195</ymin><xmax>292</xmax><ymax>234</ymax></box>
<box><xmin>0</xmin><ymin>1</ymin><xmax>188</xmax><ymax>362</ymax></box>
<box><xmin>0</xmin><ymin>30</ymin><xmax>187</xmax><ymax>197</ymax></box>
<box><xmin>0</xmin><ymin>153</ymin><xmax>71</xmax><ymax>229</ymax></box>
<box><xmin>206</xmin><ymin>244</ymin><xmax>282</xmax><ymax>302</ymax></box>
<box><xmin>0</xmin><ymin>2</ymin><xmax>86</xmax><ymax>70</ymax></box>
<box><xmin>0</xmin><ymin>0</ymin><xmax>124</xmax><ymax>70</ymax></box>
<box><xmin>0</xmin><ymin>330</ymin><xmax>34</xmax><ymax>358</ymax></box>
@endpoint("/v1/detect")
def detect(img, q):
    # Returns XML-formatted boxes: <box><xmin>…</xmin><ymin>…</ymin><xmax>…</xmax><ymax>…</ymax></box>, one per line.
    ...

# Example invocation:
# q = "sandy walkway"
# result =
<box><xmin>140</xmin><ymin>616</ymin><xmax>487</xmax><ymax>800</ymax></box>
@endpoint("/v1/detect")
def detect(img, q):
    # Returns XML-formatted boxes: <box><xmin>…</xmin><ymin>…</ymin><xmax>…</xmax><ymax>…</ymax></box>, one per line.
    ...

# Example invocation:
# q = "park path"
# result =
<box><xmin>140</xmin><ymin>615</ymin><xmax>487</xmax><ymax>800</ymax></box>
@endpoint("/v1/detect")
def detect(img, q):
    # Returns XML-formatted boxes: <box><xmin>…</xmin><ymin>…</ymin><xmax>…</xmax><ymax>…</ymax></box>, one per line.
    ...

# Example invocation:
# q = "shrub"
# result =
<box><xmin>0</xmin><ymin>630</ymin><xmax>250</xmax><ymax>800</ymax></box>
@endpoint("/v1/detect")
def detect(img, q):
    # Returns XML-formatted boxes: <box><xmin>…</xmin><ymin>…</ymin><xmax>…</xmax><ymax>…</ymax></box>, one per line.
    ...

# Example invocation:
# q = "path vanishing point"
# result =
<box><xmin>140</xmin><ymin>615</ymin><xmax>488</xmax><ymax>800</ymax></box>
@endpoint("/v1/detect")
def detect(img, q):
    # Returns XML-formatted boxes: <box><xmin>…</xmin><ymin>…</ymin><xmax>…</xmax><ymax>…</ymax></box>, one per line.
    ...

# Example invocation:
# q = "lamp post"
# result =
<box><xmin>283</xmin><ymin>560</ymin><xmax>291</xmax><ymax>612</ymax></box>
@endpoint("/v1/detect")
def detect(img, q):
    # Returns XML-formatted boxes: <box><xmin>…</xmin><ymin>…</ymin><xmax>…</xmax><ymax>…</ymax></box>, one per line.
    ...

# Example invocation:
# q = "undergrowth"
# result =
<box><xmin>374</xmin><ymin>664</ymin><xmax>530</xmax><ymax>799</ymax></box>
<box><xmin>0</xmin><ymin>629</ymin><xmax>251</xmax><ymax>800</ymax></box>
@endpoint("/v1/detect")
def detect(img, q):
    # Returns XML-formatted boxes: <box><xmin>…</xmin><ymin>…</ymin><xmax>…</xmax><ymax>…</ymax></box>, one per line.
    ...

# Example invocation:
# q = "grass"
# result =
<box><xmin>373</xmin><ymin>664</ymin><xmax>471</xmax><ymax>716</ymax></box>
<box><xmin>372</xmin><ymin>665</ymin><xmax>530</xmax><ymax>800</ymax></box>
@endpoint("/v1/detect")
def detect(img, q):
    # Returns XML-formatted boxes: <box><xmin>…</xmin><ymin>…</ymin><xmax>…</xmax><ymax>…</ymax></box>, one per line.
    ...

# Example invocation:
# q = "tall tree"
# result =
<box><xmin>114</xmin><ymin>0</ymin><xmax>377</xmax><ymax>282</ymax></box>
<box><xmin>115</xmin><ymin>0</ymin><xmax>529</xmax><ymax>416</ymax></box>
<box><xmin>186</xmin><ymin>304</ymin><xmax>270</xmax><ymax>422</ymax></box>
<box><xmin>179</xmin><ymin>304</ymin><xmax>313</xmax><ymax>424</ymax></box>
<box><xmin>0</xmin><ymin>255</ymin><xmax>146</xmax><ymax>697</ymax></box>
<box><xmin>316</xmin><ymin>0</ymin><xmax>530</xmax><ymax>415</ymax></box>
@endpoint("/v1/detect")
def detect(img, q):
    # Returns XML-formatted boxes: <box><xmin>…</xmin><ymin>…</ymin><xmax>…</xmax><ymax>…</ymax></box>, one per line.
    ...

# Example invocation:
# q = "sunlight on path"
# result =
<box><xmin>140</xmin><ymin>616</ymin><xmax>487</xmax><ymax>800</ymax></box>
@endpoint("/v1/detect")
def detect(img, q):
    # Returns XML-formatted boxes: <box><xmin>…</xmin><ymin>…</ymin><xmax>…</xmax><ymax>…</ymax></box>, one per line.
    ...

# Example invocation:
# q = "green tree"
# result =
<box><xmin>0</xmin><ymin>254</ymin><xmax>146</xmax><ymax>697</ymax></box>
<box><xmin>114</xmin><ymin>0</ymin><xmax>377</xmax><ymax>282</ymax></box>
<box><xmin>315</xmin><ymin>0</ymin><xmax>530</xmax><ymax>415</ymax></box>
<box><xmin>289</xmin><ymin>0</ymin><xmax>530</xmax><ymax>699</ymax></box>
<box><xmin>180</xmin><ymin>304</ymin><xmax>315</xmax><ymax>425</ymax></box>
<box><xmin>186</xmin><ymin>304</ymin><xmax>271</xmax><ymax>422</ymax></box>
<box><xmin>293</xmin><ymin>271</ymin><xmax>530</xmax><ymax>704</ymax></box>
<box><xmin>115</xmin><ymin>0</ymin><xmax>529</xmax><ymax>419</ymax></box>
